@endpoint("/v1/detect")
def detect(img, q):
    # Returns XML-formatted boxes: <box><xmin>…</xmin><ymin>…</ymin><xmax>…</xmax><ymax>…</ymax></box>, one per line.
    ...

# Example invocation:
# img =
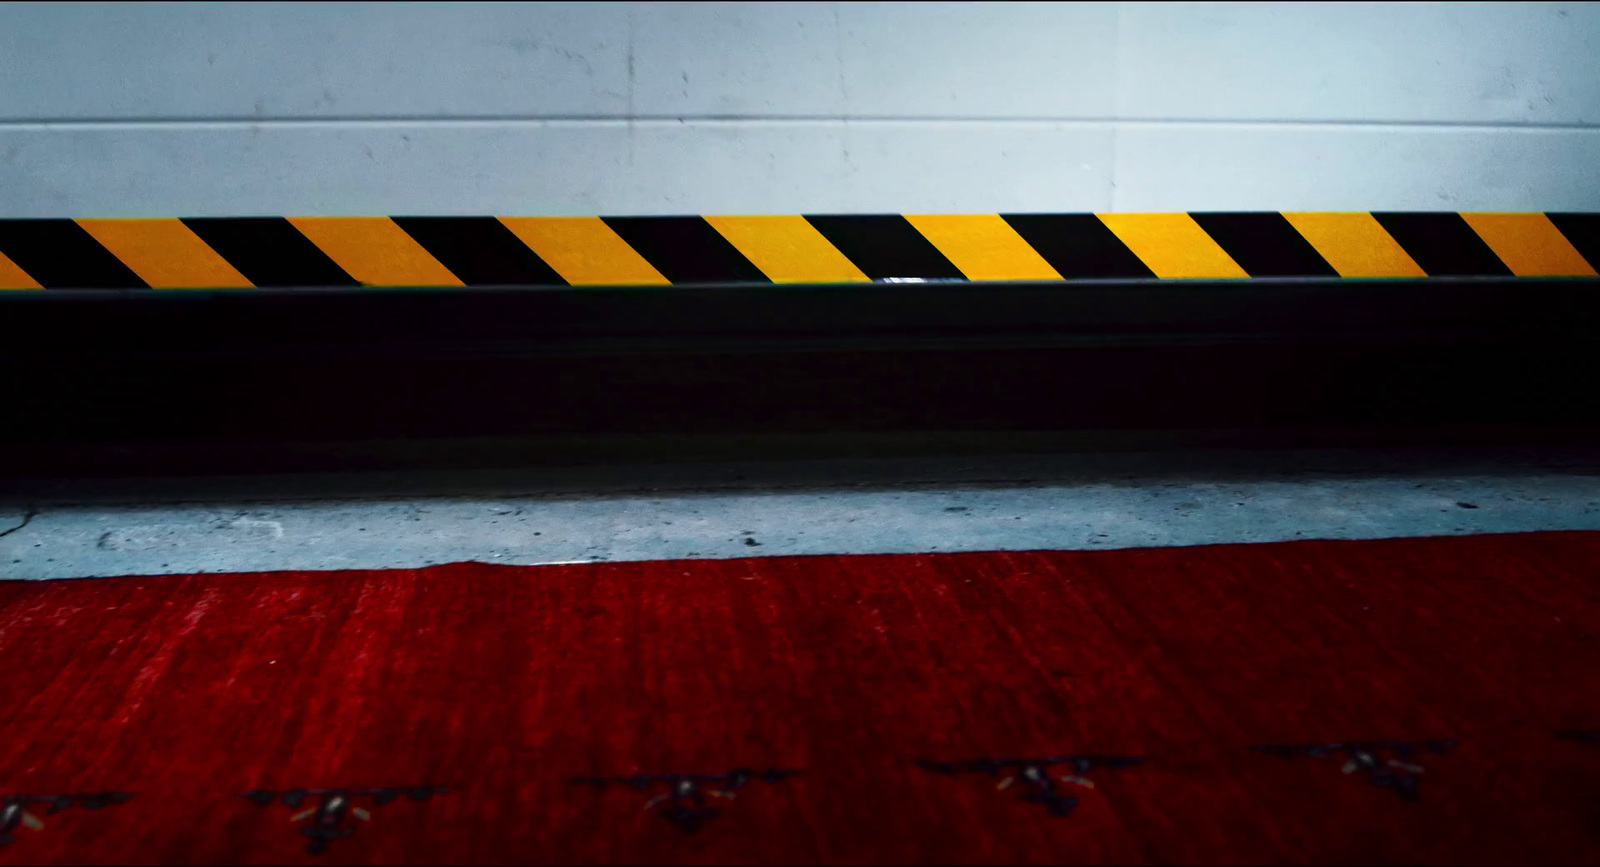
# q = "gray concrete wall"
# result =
<box><xmin>2</xmin><ymin>1</ymin><xmax>1597</xmax><ymax>217</ymax></box>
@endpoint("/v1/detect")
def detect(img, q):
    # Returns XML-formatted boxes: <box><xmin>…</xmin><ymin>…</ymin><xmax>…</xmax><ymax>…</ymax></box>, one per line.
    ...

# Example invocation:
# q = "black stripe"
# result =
<box><xmin>601</xmin><ymin>216</ymin><xmax>769</xmax><ymax>284</ymax></box>
<box><xmin>182</xmin><ymin>218</ymin><xmax>358</xmax><ymax>288</ymax></box>
<box><xmin>803</xmin><ymin>215</ymin><xmax>966</xmax><ymax>281</ymax></box>
<box><xmin>999</xmin><ymin>214</ymin><xmax>1155</xmax><ymax>279</ymax></box>
<box><xmin>0</xmin><ymin>220</ymin><xmax>146</xmax><ymax>289</ymax></box>
<box><xmin>1547</xmin><ymin>213</ymin><xmax>1600</xmax><ymax>272</ymax></box>
<box><xmin>1370</xmin><ymin>213</ymin><xmax>1512</xmax><ymax>277</ymax></box>
<box><xmin>1189</xmin><ymin>212</ymin><xmax>1338</xmax><ymax>278</ymax></box>
<box><xmin>391</xmin><ymin>217</ymin><xmax>565</xmax><ymax>286</ymax></box>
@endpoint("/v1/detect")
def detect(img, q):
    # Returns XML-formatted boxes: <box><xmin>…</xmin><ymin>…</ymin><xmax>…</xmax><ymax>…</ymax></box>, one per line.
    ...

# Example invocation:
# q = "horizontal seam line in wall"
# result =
<box><xmin>0</xmin><ymin>117</ymin><xmax>1597</xmax><ymax>132</ymax></box>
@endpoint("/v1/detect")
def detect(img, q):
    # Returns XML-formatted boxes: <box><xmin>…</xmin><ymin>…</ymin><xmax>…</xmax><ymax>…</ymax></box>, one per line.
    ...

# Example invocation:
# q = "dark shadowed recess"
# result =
<box><xmin>3</xmin><ymin>276</ymin><xmax>1600</xmax><ymax>498</ymax></box>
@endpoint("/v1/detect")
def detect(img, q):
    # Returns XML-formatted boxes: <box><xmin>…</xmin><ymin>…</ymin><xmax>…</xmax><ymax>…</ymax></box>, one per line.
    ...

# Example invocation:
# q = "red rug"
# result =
<box><xmin>3</xmin><ymin>531</ymin><xmax>1600</xmax><ymax>864</ymax></box>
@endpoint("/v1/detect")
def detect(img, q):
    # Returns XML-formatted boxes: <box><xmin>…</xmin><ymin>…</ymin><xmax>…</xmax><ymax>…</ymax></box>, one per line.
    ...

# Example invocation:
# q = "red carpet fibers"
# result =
<box><xmin>3</xmin><ymin>531</ymin><xmax>1600</xmax><ymax>864</ymax></box>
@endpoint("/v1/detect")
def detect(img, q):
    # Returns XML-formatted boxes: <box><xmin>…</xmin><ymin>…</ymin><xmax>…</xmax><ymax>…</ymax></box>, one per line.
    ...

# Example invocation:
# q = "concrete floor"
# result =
<box><xmin>6</xmin><ymin>450</ymin><xmax>1600</xmax><ymax>580</ymax></box>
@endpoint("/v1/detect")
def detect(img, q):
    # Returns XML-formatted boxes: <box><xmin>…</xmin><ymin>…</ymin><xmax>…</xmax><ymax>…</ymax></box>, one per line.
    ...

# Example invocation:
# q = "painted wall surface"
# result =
<box><xmin>1</xmin><ymin>1</ymin><xmax>1597</xmax><ymax>217</ymax></box>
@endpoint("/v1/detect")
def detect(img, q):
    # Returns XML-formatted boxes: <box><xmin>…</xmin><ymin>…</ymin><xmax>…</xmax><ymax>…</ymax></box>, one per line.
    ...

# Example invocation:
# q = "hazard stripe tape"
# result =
<box><xmin>77</xmin><ymin>218</ymin><xmax>252</xmax><ymax>289</ymax></box>
<box><xmin>1279</xmin><ymin>213</ymin><xmax>1427</xmax><ymax>278</ymax></box>
<box><xmin>904</xmin><ymin>214</ymin><xmax>1061</xmax><ymax>282</ymax></box>
<box><xmin>998</xmin><ymin>214</ymin><xmax>1154</xmax><ymax>279</ymax></box>
<box><xmin>0</xmin><ymin>213</ymin><xmax>1595</xmax><ymax>290</ymax></box>
<box><xmin>702</xmin><ymin>215</ymin><xmax>868</xmax><ymax>284</ymax></box>
<box><xmin>0</xmin><ymin>219</ymin><xmax>147</xmax><ymax>288</ymax></box>
<box><xmin>1460</xmin><ymin>213</ymin><xmax>1597</xmax><ymax>277</ymax></box>
<box><xmin>603</xmin><ymin>216</ymin><xmax>769</xmax><ymax>284</ymax></box>
<box><xmin>1370</xmin><ymin>213</ymin><xmax>1513</xmax><ymax>277</ymax></box>
<box><xmin>805</xmin><ymin>215</ymin><xmax>968</xmax><ymax>282</ymax></box>
<box><xmin>1547</xmin><ymin>214</ymin><xmax>1600</xmax><ymax>273</ymax></box>
<box><xmin>1188</xmin><ymin>213</ymin><xmax>1337</xmax><ymax>278</ymax></box>
<box><xmin>286</xmin><ymin>217</ymin><xmax>463</xmax><ymax>288</ymax></box>
<box><xmin>182</xmin><ymin>218</ymin><xmax>358</xmax><ymax>288</ymax></box>
<box><xmin>1097</xmin><ymin>213</ymin><xmax>1249</xmax><ymax>279</ymax></box>
<box><xmin>497</xmin><ymin>217</ymin><xmax>668</xmax><ymax>286</ymax></box>
<box><xmin>0</xmin><ymin>248</ymin><xmax>43</xmax><ymax>289</ymax></box>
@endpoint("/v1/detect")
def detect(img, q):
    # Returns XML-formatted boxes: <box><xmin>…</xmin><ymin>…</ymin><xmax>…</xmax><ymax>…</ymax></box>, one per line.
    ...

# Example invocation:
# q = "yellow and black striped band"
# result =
<box><xmin>1</xmin><ymin>212</ymin><xmax>1595</xmax><ymax>290</ymax></box>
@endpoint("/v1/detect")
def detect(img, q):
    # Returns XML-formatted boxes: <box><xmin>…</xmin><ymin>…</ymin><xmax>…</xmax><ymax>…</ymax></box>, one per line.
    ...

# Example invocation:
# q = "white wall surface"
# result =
<box><xmin>1</xmin><ymin>1</ymin><xmax>1597</xmax><ymax>217</ymax></box>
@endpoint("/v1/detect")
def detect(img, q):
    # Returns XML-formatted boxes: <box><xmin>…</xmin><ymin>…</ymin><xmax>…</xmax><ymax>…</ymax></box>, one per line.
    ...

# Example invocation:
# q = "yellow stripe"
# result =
<box><xmin>901</xmin><ymin>214</ymin><xmax>1061</xmax><ymax>281</ymax></box>
<box><xmin>0</xmin><ymin>249</ymin><xmax>41</xmax><ymax>289</ymax></box>
<box><xmin>1460</xmin><ymin>213</ymin><xmax>1597</xmax><ymax>277</ymax></box>
<box><xmin>1095</xmin><ymin>214</ymin><xmax>1247</xmax><ymax>279</ymax></box>
<box><xmin>75</xmin><ymin>218</ymin><xmax>252</xmax><ymax>288</ymax></box>
<box><xmin>1280</xmin><ymin>212</ymin><xmax>1425</xmax><ymax>278</ymax></box>
<box><xmin>704</xmin><ymin>215</ymin><xmax>869</xmax><ymax>283</ymax></box>
<box><xmin>287</xmin><ymin>217</ymin><xmax>463</xmax><ymax>287</ymax></box>
<box><xmin>496</xmin><ymin>217</ymin><xmax>668</xmax><ymax>285</ymax></box>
